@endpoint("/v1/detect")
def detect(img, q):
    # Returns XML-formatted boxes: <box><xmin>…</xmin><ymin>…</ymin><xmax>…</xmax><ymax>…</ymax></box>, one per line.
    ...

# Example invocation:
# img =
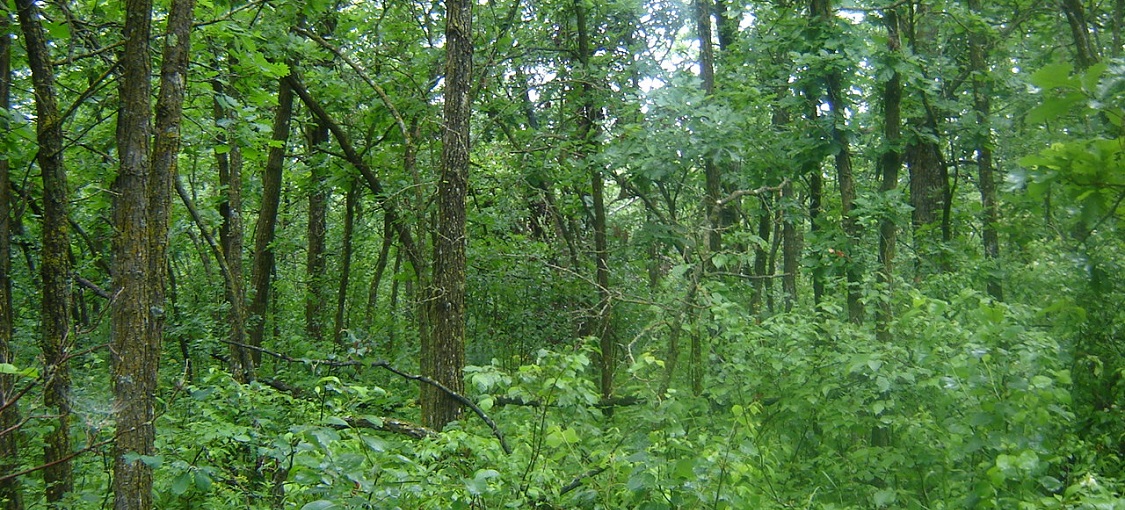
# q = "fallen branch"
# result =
<box><xmin>495</xmin><ymin>395</ymin><xmax>646</xmax><ymax>409</ymax></box>
<box><xmin>220</xmin><ymin>340</ymin><xmax>512</xmax><ymax>454</ymax></box>
<box><xmin>338</xmin><ymin>416</ymin><xmax>436</xmax><ymax>440</ymax></box>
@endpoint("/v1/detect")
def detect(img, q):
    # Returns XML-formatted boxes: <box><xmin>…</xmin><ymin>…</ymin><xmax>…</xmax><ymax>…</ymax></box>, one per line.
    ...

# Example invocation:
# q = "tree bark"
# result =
<box><xmin>0</xmin><ymin>12</ymin><xmax>24</xmax><ymax>508</ymax></box>
<box><xmin>876</xmin><ymin>7</ymin><xmax>903</xmax><ymax>344</ymax></box>
<box><xmin>333</xmin><ymin>181</ymin><xmax>357</xmax><ymax>345</ymax></box>
<box><xmin>213</xmin><ymin>78</ymin><xmax>251</xmax><ymax>381</ymax></box>
<box><xmin>422</xmin><ymin>0</ymin><xmax>472</xmax><ymax>430</ymax></box>
<box><xmin>1114</xmin><ymin>0</ymin><xmax>1123</xmax><ymax>58</ymax></box>
<box><xmin>15</xmin><ymin>0</ymin><xmax>72</xmax><ymax>503</ymax></box>
<box><xmin>364</xmin><ymin>213</ymin><xmax>395</xmax><ymax>334</ymax></box>
<box><xmin>305</xmin><ymin>124</ymin><xmax>329</xmax><ymax>346</ymax></box>
<box><xmin>248</xmin><ymin>77</ymin><xmax>295</xmax><ymax>367</ymax></box>
<box><xmin>812</xmin><ymin>0</ymin><xmax>862</xmax><ymax>322</ymax></box>
<box><xmin>697</xmin><ymin>0</ymin><xmax>725</xmax><ymax>257</ymax></box>
<box><xmin>574</xmin><ymin>0</ymin><xmax>615</xmax><ymax>401</ymax></box>
<box><xmin>1061</xmin><ymin>0</ymin><xmax>1099</xmax><ymax>69</ymax></box>
<box><xmin>905</xmin><ymin>2</ymin><xmax>951</xmax><ymax>279</ymax></box>
<box><xmin>968</xmin><ymin>0</ymin><xmax>1003</xmax><ymax>301</ymax></box>
<box><xmin>782</xmin><ymin>181</ymin><xmax>798</xmax><ymax>311</ymax></box>
<box><xmin>112</xmin><ymin>0</ymin><xmax>194</xmax><ymax>507</ymax></box>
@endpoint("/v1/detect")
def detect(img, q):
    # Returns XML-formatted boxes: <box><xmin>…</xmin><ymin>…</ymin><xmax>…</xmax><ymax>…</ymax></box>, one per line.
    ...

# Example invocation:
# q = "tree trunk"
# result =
<box><xmin>422</xmin><ymin>0</ymin><xmax>472</xmax><ymax>430</ymax></box>
<box><xmin>15</xmin><ymin>0</ymin><xmax>72</xmax><ymax>503</ymax></box>
<box><xmin>0</xmin><ymin>12</ymin><xmax>24</xmax><ymax>508</ymax></box>
<box><xmin>573</xmin><ymin>0</ymin><xmax>615</xmax><ymax>401</ymax></box>
<box><xmin>904</xmin><ymin>2</ymin><xmax>951</xmax><ymax>279</ymax></box>
<box><xmin>364</xmin><ymin>212</ymin><xmax>395</xmax><ymax>334</ymax></box>
<box><xmin>876</xmin><ymin>7</ymin><xmax>903</xmax><ymax>344</ymax></box>
<box><xmin>248</xmin><ymin>77</ymin><xmax>295</xmax><ymax>367</ymax></box>
<box><xmin>782</xmin><ymin>181</ymin><xmax>798</xmax><ymax>311</ymax></box>
<box><xmin>305</xmin><ymin>123</ymin><xmax>329</xmax><ymax>346</ymax></box>
<box><xmin>1114</xmin><ymin>0</ymin><xmax>1123</xmax><ymax>58</ymax></box>
<box><xmin>812</xmin><ymin>0</ymin><xmax>863</xmax><ymax>322</ymax></box>
<box><xmin>1061</xmin><ymin>0</ymin><xmax>1099</xmax><ymax>69</ymax></box>
<box><xmin>751</xmin><ymin>199</ymin><xmax>771</xmax><ymax>314</ymax></box>
<box><xmin>213</xmin><ymin>78</ymin><xmax>251</xmax><ymax>381</ymax></box>
<box><xmin>697</xmin><ymin>0</ymin><xmax>725</xmax><ymax>257</ymax></box>
<box><xmin>112</xmin><ymin>1</ymin><xmax>194</xmax><ymax>507</ymax></box>
<box><xmin>968</xmin><ymin>0</ymin><xmax>1003</xmax><ymax>301</ymax></box>
<box><xmin>333</xmin><ymin>181</ymin><xmax>357</xmax><ymax>345</ymax></box>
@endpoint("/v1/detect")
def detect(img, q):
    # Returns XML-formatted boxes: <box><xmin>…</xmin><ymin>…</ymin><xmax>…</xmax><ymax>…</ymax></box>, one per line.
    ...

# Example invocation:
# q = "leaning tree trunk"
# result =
<box><xmin>0</xmin><ymin>12</ymin><xmax>24</xmax><ymax>508</ymax></box>
<box><xmin>967</xmin><ymin>0</ymin><xmax>1003</xmax><ymax>301</ymax></box>
<box><xmin>112</xmin><ymin>0</ymin><xmax>194</xmax><ymax>507</ymax></box>
<box><xmin>423</xmin><ymin>0</ymin><xmax>472</xmax><ymax>430</ymax></box>
<box><xmin>15</xmin><ymin>0</ymin><xmax>73</xmax><ymax>503</ymax></box>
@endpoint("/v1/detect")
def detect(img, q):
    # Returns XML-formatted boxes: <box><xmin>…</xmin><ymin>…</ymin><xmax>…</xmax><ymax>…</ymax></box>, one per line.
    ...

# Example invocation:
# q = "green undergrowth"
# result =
<box><xmin>134</xmin><ymin>288</ymin><xmax>1123</xmax><ymax>509</ymax></box>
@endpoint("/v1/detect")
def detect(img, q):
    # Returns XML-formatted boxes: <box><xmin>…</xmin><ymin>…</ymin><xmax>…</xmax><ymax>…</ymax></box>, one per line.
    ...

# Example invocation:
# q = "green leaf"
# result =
<box><xmin>301</xmin><ymin>501</ymin><xmax>338</xmax><ymax>510</ymax></box>
<box><xmin>1026</xmin><ymin>92</ymin><xmax>1084</xmax><ymax>124</ymax></box>
<box><xmin>324</xmin><ymin>416</ymin><xmax>349</xmax><ymax>427</ymax></box>
<box><xmin>193</xmin><ymin>470</ymin><xmax>213</xmax><ymax>492</ymax></box>
<box><xmin>171</xmin><ymin>473</ymin><xmax>191</xmax><ymax>495</ymax></box>
<box><xmin>0</xmin><ymin>363</ymin><xmax>36</xmax><ymax>378</ymax></box>
<box><xmin>874</xmin><ymin>489</ymin><xmax>896</xmax><ymax>507</ymax></box>
<box><xmin>361</xmin><ymin>434</ymin><xmax>386</xmax><ymax>453</ymax></box>
<box><xmin>626</xmin><ymin>471</ymin><xmax>656</xmax><ymax>492</ymax></box>
<box><xmin>1029</xmin><ymin>63</ymin><xmax>1075</xmax><ymax>89</ymax></box>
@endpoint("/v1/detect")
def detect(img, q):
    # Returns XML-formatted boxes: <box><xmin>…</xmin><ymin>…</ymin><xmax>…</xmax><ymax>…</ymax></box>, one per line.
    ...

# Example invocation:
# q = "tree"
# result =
<box><xmin>967</xmin><ymin>0</ymin><xmax>1003</xmax><ymax>301</ymax></box>
<box><xmin>112</xmin><ymin>0</ymin><xmax>195</xmax><ymax>506</ymax></box>
<box><xmin>875</xmin><ymin>6</ymin><xmax>903</xmax><ymax>343</ymax></box>
<box><xmin>247</xmin><ymin>77</ymin><xmax>294</xmax><ymax>371</ymax></box>
<box><xmin>15</xmin><ymin>0</ymin><xmax>72</xmax><ymax>502</ymax></box>
<box><xmin>422</xmin><ymin>0</ymin><xmax>473</xmax><ymax>430</ymax></box>
<box><xmin>0</xmin><ymin>11</ymin><xmax>23</xmax><ymax>510</ymax></box>
<box><xmin>810</xmin><ymin>0</ymin><xmax>862</xmax><ymax>322</ymax></box>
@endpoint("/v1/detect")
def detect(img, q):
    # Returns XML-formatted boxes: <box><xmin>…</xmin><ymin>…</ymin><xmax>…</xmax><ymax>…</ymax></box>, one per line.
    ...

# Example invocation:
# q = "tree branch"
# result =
<box><xmin>220</xmin><ymin>340</ymin><xmax>511</xmax><ymax>454</ymax></box>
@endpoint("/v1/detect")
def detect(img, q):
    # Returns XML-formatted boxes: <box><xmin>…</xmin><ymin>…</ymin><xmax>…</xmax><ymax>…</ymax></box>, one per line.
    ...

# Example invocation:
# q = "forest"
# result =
<box><xmin>1</xmin><ymin>0</ymin><xmax>1124</xmax><ymax>508</ymax></box>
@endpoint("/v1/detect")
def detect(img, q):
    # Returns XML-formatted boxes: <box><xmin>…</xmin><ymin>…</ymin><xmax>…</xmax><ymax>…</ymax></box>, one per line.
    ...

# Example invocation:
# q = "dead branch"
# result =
<box><xmin>220</xmin><ymin>340</ymin><xmax>512</xmax><ymax>454</ymax></box>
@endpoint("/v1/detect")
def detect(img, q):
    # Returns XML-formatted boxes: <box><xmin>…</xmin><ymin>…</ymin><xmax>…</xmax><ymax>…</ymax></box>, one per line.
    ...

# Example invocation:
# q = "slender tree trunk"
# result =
<box><xmin>782</xmin><ymin>181</ymin><xmax>798</xmax><ymax>311</ymax></box>
<box><xmin>573</xmin><ymin>0</ymin><xmax>615</xmax><ymax>400</ymax></box>
<box><xmin>809</xmin><ymin>166</ymin><xmax>824</xmax><ymax>306</ymax></box>
<box><xmin>364</xmin><ymin>213</ymin><xmax>394</xmax><ymax>333</ymax></box>
<box><xmin>0</xmin><ymin>12</ymin><xmax>24</xmax><ymax>508</ymax></box>
<box><xmin>305</xmin><ymin>124</ymin><xmax>329</xmax><ymax>346</ymax></box>
<box><xmin>333</xmin><ymin>182</ymin><xmax>357</xmax><ymax>345</ymax></box>
<box><xmin>876</xmin><ymin>8</ymin><xmax>903</xmax><ymax>344</ymax></box>
<box><xmin>15</xmin><ymin>1</ymin><xmax>72</xmax><ymax>503</ymax></box>
<box><xmin>1061</xmin><ymin>0</ymin><xmax>1099</xmax><ymax>69</ymax></box>
<box><xmin>697</xmin><ymin>0</ymin><xmax>724</xmax><ymax>257</ymax></box>
<box><xmin>812</xmin><ymin>0</ymin><xmax>863</xmax><ymax>322</ymax></box>
<box><xmin>248</xmin><ymin>77</ymin><xmax>295</xmax><ymax>366</ymax></box>
<box><xmin>968</xmin><ymin>0</ymin><xmax>1003</xmax><ymax>301</ymax></box>
<box><xmin>1114</xmin><ymin>0</ymin><xmax>1123</xmax><ymax>58</ymax></box>
<box><xmin>422</xmin><ymin>0</ymin><xmax>472</xmax><ymax>430</ymax></box>
<box><xmin>213</xmin><ymin>79</ymin><xmax>251</xmax><ymax>381</ymax></box>
<box><xmin>751</xmin><ymin>199</ymin><xmax>770</xmax><ymax>314</ymax></box>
